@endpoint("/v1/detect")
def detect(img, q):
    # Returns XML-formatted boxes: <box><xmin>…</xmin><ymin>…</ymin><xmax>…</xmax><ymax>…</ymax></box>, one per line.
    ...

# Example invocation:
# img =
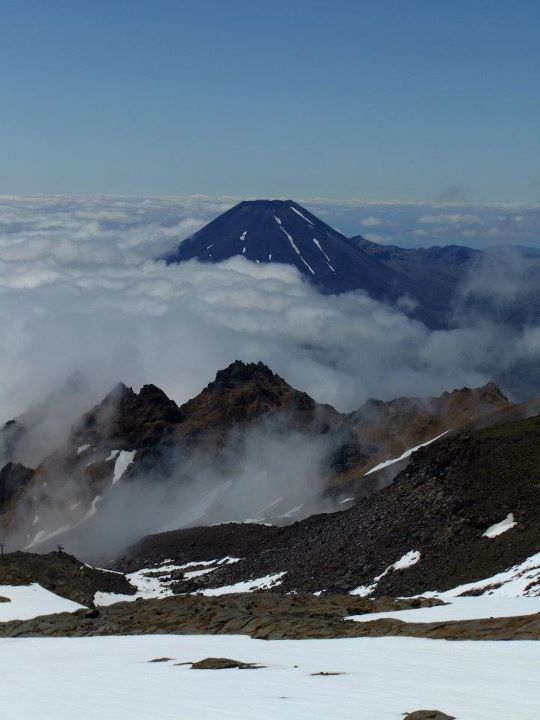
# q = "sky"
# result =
<box><xmin>1</xmin><ymin>0</ymin><xmax>539</xmax><ymax>202</ymax></box>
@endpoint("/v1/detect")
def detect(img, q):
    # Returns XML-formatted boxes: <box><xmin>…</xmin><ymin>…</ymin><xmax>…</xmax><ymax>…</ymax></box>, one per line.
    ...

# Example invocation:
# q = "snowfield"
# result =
<box><xmin>0</xmin><ymin>634</ymin><xmax>538</xmax><ymax>719</ymax></box>
<box><xmin>0</xmin><ymin>584</ymin><xmax>83</xmax><ymax>621</ymax></box>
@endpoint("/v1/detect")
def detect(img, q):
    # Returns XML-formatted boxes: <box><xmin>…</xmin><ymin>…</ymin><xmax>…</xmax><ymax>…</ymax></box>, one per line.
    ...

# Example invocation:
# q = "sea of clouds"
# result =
<box><xmin>0</xmin><ymin>194</ymin><xmax>539</xmax><ymax>429</ymax></box>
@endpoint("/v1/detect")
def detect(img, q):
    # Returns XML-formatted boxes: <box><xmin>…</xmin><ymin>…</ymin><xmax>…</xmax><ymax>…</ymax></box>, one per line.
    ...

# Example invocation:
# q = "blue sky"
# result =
<box><xmin>1</xmin><ymin>0</ymin><xmax>539</xmax><ymax>202</ymax></box>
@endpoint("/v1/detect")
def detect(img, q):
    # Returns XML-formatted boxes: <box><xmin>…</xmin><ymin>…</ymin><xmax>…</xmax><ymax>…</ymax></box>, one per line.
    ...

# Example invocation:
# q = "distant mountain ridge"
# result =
<box><xmin>161</xmin><ymin>199</ymin><xmax>540</xmax><ymax>331</ymax></box>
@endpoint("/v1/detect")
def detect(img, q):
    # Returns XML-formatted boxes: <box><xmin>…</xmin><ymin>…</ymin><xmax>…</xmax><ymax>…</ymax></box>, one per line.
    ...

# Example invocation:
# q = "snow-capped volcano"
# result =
<box><xmin>161</xmin><ymin>199</ymin><xmax>414</xmax><ymax>299</ymax></box>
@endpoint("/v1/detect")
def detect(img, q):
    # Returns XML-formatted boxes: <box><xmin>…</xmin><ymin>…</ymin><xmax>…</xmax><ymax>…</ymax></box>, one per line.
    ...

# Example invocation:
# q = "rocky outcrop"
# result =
<box><xmin>0</xmin><ymin>550</ymin><xmax>135</xmax><ymax>606</ymax></box>
<box><xmin>0</xmin><ymin>359</ymin><xmax>522</xmax><ymax>559</ymax></box>
<box><xmin>72</xmin><ymin>382</ymin><xmax>184</xmax><ymax>450</ymax></box>
<box><xmin>0</xmin><ymin>463</ymin><xmax>34</xmax><ymax>514</ymax></box>
<box><xmin>0</xmin><ymin>592</ymin><xmax>537</xmax><ymax>641</ymax></box>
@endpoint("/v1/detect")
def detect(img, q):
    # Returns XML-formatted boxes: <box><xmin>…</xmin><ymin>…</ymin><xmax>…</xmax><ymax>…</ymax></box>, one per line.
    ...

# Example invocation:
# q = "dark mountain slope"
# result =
<box><xmin>353</xmin><ymin>236</ymin><xmax>540</xmax><ymax>333</ymax></box>
<box><xmin>120</xmin><ymin>412</ymin><xmax>540</xmax><ymax>597</ymax></box>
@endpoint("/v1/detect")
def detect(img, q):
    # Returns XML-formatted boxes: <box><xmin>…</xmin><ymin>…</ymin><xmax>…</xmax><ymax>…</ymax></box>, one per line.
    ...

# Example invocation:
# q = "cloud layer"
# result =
<box><xmin>0</xmin><ymin>194</ymin><xmax>538</xmax><ymax>431</ymax></box>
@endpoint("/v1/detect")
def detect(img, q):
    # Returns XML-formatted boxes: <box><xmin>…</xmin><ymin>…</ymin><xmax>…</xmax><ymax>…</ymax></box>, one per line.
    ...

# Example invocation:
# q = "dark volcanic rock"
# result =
<box><xmin>403</xmin><ymin>712</ymin><xmax>455</xmax><ymax>720</ymax></box>
<box><xmin>0</xmin><ymin>551</ymin><xmax>135</xmax><ymax>606</ymax></box>
<box><xmin>120</xmin><ymin>412</ymin><xmax>540</xmax><ymax>597</ymax></box>
<box><xmin>73</xmin><ymin>382</ymin><xmax>184</xmax><ymax>450</ymax></box>
<box><xmin>116</xmin><ymin>522</ymin><xmax>282</xmax><ymax>573</ymax></box>
<box><xmin>190</xmin><ymin>657</ymin><xmax>262</xmax><ymax>670</ymax></box>
<box><xmin>0</xmin><ymin>462</ymin><xmax>34</xmax><ymax>513</ymax></box>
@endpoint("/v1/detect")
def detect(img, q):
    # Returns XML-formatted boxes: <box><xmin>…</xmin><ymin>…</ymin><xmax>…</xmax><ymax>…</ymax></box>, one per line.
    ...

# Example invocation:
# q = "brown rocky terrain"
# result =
<box><xmin>0</xmin><ymin>591</ymin><xmax>537</xmax><ymax>641</ymax></box>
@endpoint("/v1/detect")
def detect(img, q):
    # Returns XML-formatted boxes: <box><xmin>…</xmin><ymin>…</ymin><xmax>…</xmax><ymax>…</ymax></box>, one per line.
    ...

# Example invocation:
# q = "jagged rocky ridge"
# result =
<box><xmin>0</xmin><ymin>361</ymin><xmax>512</xmax><ymax>559</ymax></box>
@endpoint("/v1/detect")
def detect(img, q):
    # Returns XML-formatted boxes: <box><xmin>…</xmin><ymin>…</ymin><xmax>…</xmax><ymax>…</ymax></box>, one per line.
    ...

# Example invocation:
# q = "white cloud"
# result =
<box><xmin>417</xmin><ymin>214</ymin><xmax>482</xmax><ymax>225</ymax></box>
<box><xmin>0</xmin><ymin>194</ymin><xmax>538</xmax><ymax>432</ymax></box>
<box><xmin>360</xmin><ymin>216</ymin><xmax>382</xmax><ymax>227</ymax></box>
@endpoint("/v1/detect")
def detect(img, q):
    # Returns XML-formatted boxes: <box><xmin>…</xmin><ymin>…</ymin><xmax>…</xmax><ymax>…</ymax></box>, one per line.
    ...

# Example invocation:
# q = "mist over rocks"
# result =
<box><xmin>119</xmin><ymin>410</ymin><xmax>540</xmax><ymax>599</ymax></box>
<box><xmin>0</xmin><ymin>357</ymin><xmax>517</xmax><ymax>562</ymax></box>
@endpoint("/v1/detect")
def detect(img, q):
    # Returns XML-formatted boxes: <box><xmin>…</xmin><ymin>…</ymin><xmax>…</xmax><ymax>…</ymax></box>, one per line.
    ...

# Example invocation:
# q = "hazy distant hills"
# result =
<box><xmin>351</xmin><ymin>236</ymin><xmax>481</xmax><ymax>312</ymax></box>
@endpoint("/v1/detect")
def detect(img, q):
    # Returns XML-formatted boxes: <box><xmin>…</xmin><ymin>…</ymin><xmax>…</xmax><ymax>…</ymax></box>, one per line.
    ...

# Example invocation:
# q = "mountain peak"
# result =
<box><xmin>161</xmin><ymin>199</ymin><xmax>413</xmax><ymax>300</ymax></box>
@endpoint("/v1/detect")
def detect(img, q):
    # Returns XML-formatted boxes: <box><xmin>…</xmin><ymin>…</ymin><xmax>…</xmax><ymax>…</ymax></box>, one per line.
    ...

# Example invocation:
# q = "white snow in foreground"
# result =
<box><xmin>201</xmin><ymin>572</ymin><xmax>286</xmax><ymax>596</ymax></box>
<box><xmin>95</xmin><ymin>557</ymin><xmax>242</xmax><ymax>606</ymax></box>
<box><xmin>290</xmin><ymin>205</ymin><xmax>313</xmax><ymax>225</ymax></box>
<box><xmin>351</xmin><ymin>551</ymin><xmax>420</xmax><ymax>597</ymax></box>
<box><xmin>105</xmin><ymin>449</ymin><xmax>120</xmax><ymax>461</ymax></box>
<box><xmin>0</xmin><ymin>634</ymin><xmax>538</xmax><ymax>720</ymax></box>
<box><xmin>112</xmin><ymin>450</ymin><xmax>136</xmax><ymax>484</ymax></box>
<box><xmin>0</xmin><ymin>584</ymin><xmax>83</xmax><ymax>621</ymax></box>
<box><xmin>483</xmin><ymin>513</ymin><xmax>517</xmax><ymax>538</ymax></box>
<box><xmin>365</xmin><ymin>430</ymin><xmax>450</xmax><ymax>475</ymax></box>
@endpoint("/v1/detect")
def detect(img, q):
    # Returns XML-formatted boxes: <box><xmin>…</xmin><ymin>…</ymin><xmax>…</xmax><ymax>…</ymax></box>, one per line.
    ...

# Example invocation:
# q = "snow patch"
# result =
<box><xmin>312</xmin><ymin>238</ymin><xmax>335</xmax><ymax>272</ymax></box>
<box><xmin>483</xmin><ymin>513</ymin><xmax>517</xmax><ymax>538</ymax></box>
<box><xmin>113</xmin><ymin>450</ymin><xmax>136</xmax><ymax>484</ymax></box>
<box><xmin>290</xmin><ymin>205</ymin><xmax>314</xmax><ymax>225</ymax></box>
<box><xmin>274</xmin><ymin>217</ymin><xmax>315</xmax><ymax>275</ymax></box>
<box><xmin>277</xmin><ymin>503</ymin><xmax>304</xmax><ymax>519</ymax></box>
<box><xmin>201</xmin><ymin>572</ymin><xmax>286</xmax><ymax>596</ymax></box>
<box><xmin>365</xmin><ymin>431</ymin><xmax>450</xmax><ymax>475</ymax></box>
<box><xmin>430</xmin><ymin>551</ymin><xmax>540</xmax><ymax>599</ymax></box>
<box><xmin>95</xmin><ymin>557</ymin><xmax>242</xmax><ymax>606</ymax></box>
<box><xmin>348</xmin><ymin>595</ymin><xmax>540</xmax><ymax>624</ymax></box>
<box><xmin>0</xmin><ymin>583</ymin><xmax>84</xmax><ymax>621</ymax></box>
<box><xmin>77</xmin><ymin>444</ymin><xmax>90</xmax><ymax>455</ymax></box>
<box><xmin>351</xmin><ymin>551</ymin><xmax>420</xmax><ymax>597</ymax></box>
<box><xmin>83</xmin><ymin>495</ymin><xmax>102</xmax><ymax>520</ymax></box>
